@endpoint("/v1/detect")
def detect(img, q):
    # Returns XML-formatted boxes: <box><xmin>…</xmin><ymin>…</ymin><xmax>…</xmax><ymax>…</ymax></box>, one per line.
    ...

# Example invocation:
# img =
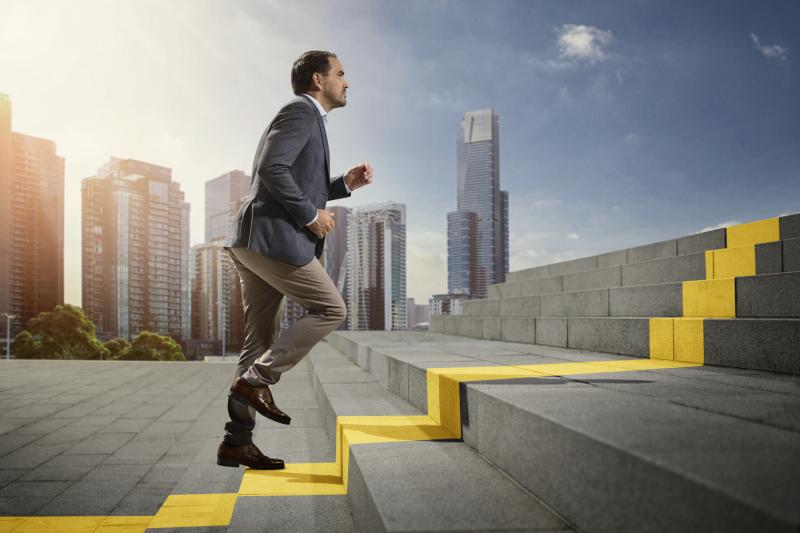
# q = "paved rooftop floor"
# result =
<box><xmin>0</xmin><ymin>356</ymin><xmax>351</xmax><ymax>531</ymax></box>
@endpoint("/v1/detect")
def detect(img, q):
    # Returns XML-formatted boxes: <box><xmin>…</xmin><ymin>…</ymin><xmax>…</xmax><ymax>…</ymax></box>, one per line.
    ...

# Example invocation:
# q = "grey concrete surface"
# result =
<box><xmin>562</xmin><ymin>266</ymin><xmax>622</xmax><ymax>293</ymax></box>
<box><xmin>705</xmin><ymin>318</ymin><xmax>800</xmax><ymax>375</ymax></box>
<box><xmin>737</xmin><ymin>272</ymin><xmax>800</xmax><ymax>318</ymax></box>
<box><xmin>499</xmin><ymin>295</ymin><xmax>540</xmax><ymax>317</ymax></box>
<box><xmin>780</xmin><ymin>213</ymin><xmax>800</xmax><ymax>240</ymax></box>
<box><xmin>597</xmin><ymin>249</ymin><xmax>628</xmax><ymax>268</ymax></box>
<box><xmin>540</xmin><ymin>288</ymin><xmax>610</xmax><ymax>317</ymax></box>
<box><xmin>567</xmin><ymin>317</ymin><xmax>649</xmax><ymax>356</ymax></box>
<box><xmin>498</xmin><ymin>275</ymin><xmax>563</xmax><ymax>299</ymax></box>
<box><xmin>331</xmin><ymin>331</ymin><xmax>800</xmax><ymax>533</ymax></box>
<box><xmin>785</xmin><ymin>237</ymin><xmax>800</xmax><ymax>272</ymax></box>
<box><xmin>621</xmin><ymin>252</ymin><xmax>706</xmax><ymax>286</ymax></box>
<box><xmin>548</xmin><ymin>255</ymin><xmax>598</xmax><ymax>276</ymax></box>
<box><xmin>609</xmin><ymin>282</ymin><xmax>682</xmax><ymax>317</ymax></box>
<box><xmin>757</xmin><ymin>241</ymin><xmax>784</xmax><ymax>274</ymax></box>
<box><xmin>536</xmin><ymin>317</ymin><xmax>569</xmax><ymax>347</ymax></box>
<box><xmin>677</xmin><ymin>228</ymin><xmax>726</xmax><ymax>256</ymax></box>
<box><xmin>627</xmin><ymin>238</ymin><xmax>678</xmax><ymax>264</ymax></box>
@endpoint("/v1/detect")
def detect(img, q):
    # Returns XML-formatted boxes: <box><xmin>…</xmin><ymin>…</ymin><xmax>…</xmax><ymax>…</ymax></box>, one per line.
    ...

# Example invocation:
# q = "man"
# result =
<box><xmin>218</xmin><ymin>50</ymin><xmax>374</xmax><ymax>469</ymax></box>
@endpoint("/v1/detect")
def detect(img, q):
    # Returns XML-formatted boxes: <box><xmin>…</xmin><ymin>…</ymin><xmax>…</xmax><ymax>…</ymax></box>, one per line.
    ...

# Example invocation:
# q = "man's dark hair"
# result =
<box><xmin>291</xmin><ymin>51</ymin><xmax>337</xmax><ymax>95</ymax></box>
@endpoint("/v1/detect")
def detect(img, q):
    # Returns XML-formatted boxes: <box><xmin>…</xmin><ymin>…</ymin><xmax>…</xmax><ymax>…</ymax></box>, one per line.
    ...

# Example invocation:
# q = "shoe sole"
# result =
<box><xmin>229</xmin><ymin>391</ymin><xmax>292</xmax><ymax>425</ymax></box>
<box><xmin>217</xmin><ymin>457</ymin><xmax>285</xmax><ymax>470</ymax></box>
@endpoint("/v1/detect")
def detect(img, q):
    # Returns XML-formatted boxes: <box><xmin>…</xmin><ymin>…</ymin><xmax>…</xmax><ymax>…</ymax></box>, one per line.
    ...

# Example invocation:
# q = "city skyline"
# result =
<box><xmin>1</xmin><ymin>0</ymin><xmax>798</xmax><ymax>310</ymax></box>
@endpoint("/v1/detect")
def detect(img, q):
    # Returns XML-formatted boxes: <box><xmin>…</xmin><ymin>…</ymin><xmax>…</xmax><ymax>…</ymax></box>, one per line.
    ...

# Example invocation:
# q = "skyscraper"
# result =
<box><xmin>191</xmin><ymin>171</ymin><xmax>251</xmax><ymax>356</ymax></box>
<box><xmin>205</xmin><ymin>170</ymin><xmax>250</xmax><ymax>242</ymax></box>
<box><xmin>0</xmin><ymin>93</ymin><xmax>65</xmax><ymax>339</ymax></box>
<box><xmin>323</xmin><ymin>205</ymin><xmax>351</xmax><ymax>330</ymax></box>
<box><xmin>82</xmin><ymin>157</ymin><xmax>190</xmax><ymax>341</ymax></box>
<box><xmin>347</xmin><ymin>202</ymin><xmax>407</xmax><ymax>330</ymax></box>
<box><xmin>447</xmin><ymin>108</ymin><xmax>508</xmax><ymax>298</ymax></box>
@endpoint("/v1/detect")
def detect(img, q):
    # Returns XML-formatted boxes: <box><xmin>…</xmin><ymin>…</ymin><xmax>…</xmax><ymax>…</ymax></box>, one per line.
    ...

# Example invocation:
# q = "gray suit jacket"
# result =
<box><xmin>225</xmin><ymin>95</ymin><xmax>351</xmax><ymax>265</ymax></box>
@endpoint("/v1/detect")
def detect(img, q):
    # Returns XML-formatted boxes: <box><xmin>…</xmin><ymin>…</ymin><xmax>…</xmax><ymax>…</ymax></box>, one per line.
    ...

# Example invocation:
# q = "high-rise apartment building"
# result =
<box><xmin>447</xmin><ymin>109</ymin><xmax>508</xmax><ymax>298</ymax></box>
<box><xmin>323</xmin><ymin>205</ymin><xmax>351</xmax><ymax>330</ymax></box>
<box><xmin>347</xmin><ymin>202</ymin><xmax>406</xmax><ymax>331</ymax></box>
<box><xmin>81</xmin><ymin>157</ymin><xmax>190</xmax><ymax>341</ymax></box>
<box><xmin>0</xmin><ymin>93</ymin><xmax>65</xmax><ymax>339</ymax></box>
<box><xmin>205</xmin><ymin>170</ymin><xmax>250</xmax><ymax>242</ymax></box>
<box><xmin>190</xmin><ymin>171</ymin><xmax>251</xmax><ymax>356</ymax></box>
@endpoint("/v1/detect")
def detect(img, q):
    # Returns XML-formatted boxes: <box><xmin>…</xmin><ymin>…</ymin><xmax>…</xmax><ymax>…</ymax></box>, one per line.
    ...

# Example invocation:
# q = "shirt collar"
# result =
<box><xmin>302</xmin><ymin>93</ymin><xmax>327</xmax><ymax>124</ymax></box>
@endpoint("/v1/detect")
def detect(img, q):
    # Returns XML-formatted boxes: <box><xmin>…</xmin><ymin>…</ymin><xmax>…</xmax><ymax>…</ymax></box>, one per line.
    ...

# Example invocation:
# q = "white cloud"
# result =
<box><xmin>533</xmin><ymin>198</ymin><xmax>563</xmax><ymax>208</ymax></box>
<box><xmin>694</xmin><ymin>220</ymin><xmax>740</xmax><ymax>234</ymax></box>
<box><xmin>527</xmin><ymin>23</ymin><xmax>614</xmax><ymax>71</ymax></box>
<box><xmin>750</xmin><ymin>33</ymin><xmax>788</xmax><ymax>61</ymax></box>
<box><xmin>557</xmin><ymin>24</ymin><xmax>614</xmax><ymax>63</ymax></box>
<box><xmin>567</xmin><ymin>232</ymin><xmax>579</xmax><ymax>240</ymax></box>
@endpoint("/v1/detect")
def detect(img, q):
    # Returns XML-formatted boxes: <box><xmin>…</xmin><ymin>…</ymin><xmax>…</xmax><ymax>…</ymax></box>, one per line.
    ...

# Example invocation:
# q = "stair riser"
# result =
<box><xmin>463</xmin><ymin>388</ymin><xmax>794</xmax><ymax>533</ymax></box>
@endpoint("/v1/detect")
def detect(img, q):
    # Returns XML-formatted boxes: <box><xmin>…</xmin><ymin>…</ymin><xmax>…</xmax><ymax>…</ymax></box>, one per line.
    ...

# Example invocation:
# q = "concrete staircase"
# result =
<box><xmin>432</xmin><ymin>213</ymin><xmax>800</xmax><ymax>374</ymax></box>
<box><xmin>324</xmin><ymin>330</ymin><xmax>800</xmax><ymax>532</ymax></box>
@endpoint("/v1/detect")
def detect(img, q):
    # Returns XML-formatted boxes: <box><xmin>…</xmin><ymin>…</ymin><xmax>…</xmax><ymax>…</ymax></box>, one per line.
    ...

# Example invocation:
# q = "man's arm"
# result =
<box><xmin>328</xmin><ymin>174</ymin><xmax>352</xmax><ymax>201</ymax></box>
<box><xmin>256</xmin><ymin>104</ymin><xmax>318</xmax><ymax>228</ymax></box>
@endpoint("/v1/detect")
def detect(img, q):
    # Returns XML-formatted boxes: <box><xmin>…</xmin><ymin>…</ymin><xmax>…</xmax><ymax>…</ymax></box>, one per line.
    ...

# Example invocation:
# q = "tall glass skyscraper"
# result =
<box><xmin>447</xmin><ymin>109</ymin><xmax>508</xmax><ymax>298</ymax></box>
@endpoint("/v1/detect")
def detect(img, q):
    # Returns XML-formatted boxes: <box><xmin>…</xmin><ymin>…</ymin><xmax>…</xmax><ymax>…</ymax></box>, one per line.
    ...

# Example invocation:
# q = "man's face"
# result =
<box><xmin>319</xmin><ymin>57</ymin><xmax>348</xmax><ymax>108</ymax></box>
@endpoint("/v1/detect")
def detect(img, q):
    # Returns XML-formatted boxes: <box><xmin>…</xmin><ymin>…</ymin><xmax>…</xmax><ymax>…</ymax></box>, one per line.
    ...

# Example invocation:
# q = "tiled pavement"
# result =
<box><xmin>0</xmin><ymin>356</ymin><xmax>352</xmax><ymax>530</ymax></box>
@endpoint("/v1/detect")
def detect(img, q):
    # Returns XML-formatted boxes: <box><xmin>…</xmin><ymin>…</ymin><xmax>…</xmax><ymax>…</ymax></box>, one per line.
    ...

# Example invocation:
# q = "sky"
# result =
<box><xmin>1</xmin><ymin>0</ymin><xmax>798</xmax><ymax>306</ymax></box>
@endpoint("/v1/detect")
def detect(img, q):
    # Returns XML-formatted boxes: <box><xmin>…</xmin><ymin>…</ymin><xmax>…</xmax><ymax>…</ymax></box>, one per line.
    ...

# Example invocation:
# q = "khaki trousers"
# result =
<box><xmin>223</xmin><ymin>246</ymin><xmax>347</xmax><ymax>445</ymax></box>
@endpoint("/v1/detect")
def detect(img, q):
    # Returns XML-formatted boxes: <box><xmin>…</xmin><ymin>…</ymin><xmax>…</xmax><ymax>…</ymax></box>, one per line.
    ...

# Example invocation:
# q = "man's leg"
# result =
<box><xmin>224</xmin><ymin>249</ymin><xmax>284</xmax><ymax>446</ymax></box>
<box><xmin>228</xmin><ymin>247</ymin><xmax>347</xmax><ymax>387</ymax></box>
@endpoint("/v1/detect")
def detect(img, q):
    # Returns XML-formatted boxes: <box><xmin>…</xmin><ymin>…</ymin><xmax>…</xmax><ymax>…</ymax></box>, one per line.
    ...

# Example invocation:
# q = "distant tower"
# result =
<box><xmin>447</xmin><ymin>109</ymin><xmax>508</xmax><ymax>298</ymax></box>
<box><xmin>191</xmin><ymin>170</ymin><xmax>251</xmax><ymax>355</ymax></box>
<box><xmin>323</xmin><ymin>205</ymin><xmax>351</xmax><ymax>329</ymax></box>
<box><xmin>347</xmin><ymin>202</ymin><xmax>407</xmax><ymax>330</ymax></box>
<box><xmin>0</xmin><ymin>93</ymin><xmax>65</xmax><ymax>339</ymax></box>
<box><xmin>81</xmin><ymin>157</ymin><xmax>191</xmax><ymax>341</ymax></box>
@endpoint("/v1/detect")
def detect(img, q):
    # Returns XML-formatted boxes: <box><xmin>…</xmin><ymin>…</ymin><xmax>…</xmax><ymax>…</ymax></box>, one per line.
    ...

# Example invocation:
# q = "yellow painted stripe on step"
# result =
<box><xmin>705</xmin><ymin>250</ymin><xmax>715</xmax><ymax>280</ymax></box>
<box><xmin>726</xmin><ymin>217</ymin><xmax>780</xmax><ymax>248</ymax></box>
<box><xmin>0</xmin><ymin>515</ymin><xmax>152</xmax><ymax>533</ymax></box>
<box><xmin>683</xmin><ymin>278</ymin><xmax>735</xmax><ymax>317</ymax></box>
<box><xmin>649</xmin><ymin>318</ymin><xmax>675</xmax><ymax>360</ymax></box>
<box><xmin>148</xmin><ymin>493</ymin><xmax>237</xmax><ymax>529</ymax></box>
<box><xmin>674</xmin><ymin>318</ymin><xmax>704</xmax><ymax>363</ymax></box>
<box><xmin>709</xmin><ymin>246</ymin><xmax>756</xmax><ymax>279</ymax></box>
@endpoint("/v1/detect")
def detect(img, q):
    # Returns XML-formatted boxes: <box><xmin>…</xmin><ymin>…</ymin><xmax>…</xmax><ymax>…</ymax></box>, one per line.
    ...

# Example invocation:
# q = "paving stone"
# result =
<box><xmin>64</xmin><ymin>433</ymin><xmax>135</xmax><ymax>455</ymax></box>
<box><xmin>677</xmin><ymin>228</ymin><xmax>726</xmax><ymax>255</ymax></box>
<box><xmin>228</xmin><ymin>495</ymin><xmax>356</xmax><ymax>533</ymax></box>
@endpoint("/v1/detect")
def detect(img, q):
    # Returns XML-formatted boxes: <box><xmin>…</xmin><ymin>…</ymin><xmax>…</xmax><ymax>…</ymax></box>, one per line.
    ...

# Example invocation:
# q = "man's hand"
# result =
<box><xmin>343</xmin><ymin>161</ymin><xmax>374</xmax><ymax>191</ymax></box>
<box><xmin>308</xmin><ymin>209</ymin><xmax>335</xmax><ymax>239</ymax></box>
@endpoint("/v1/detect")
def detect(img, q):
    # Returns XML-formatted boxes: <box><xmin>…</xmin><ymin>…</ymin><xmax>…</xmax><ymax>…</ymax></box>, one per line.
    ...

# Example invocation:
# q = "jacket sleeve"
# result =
<box><xmin>257</xmin><ymin>104</ymin><xmax>318</xmax><ymax>228</ymax></box>
<box><xmin>328</xmin><ymin>174</ymin><xmax>352</xmax><ymax>201</ymax></box>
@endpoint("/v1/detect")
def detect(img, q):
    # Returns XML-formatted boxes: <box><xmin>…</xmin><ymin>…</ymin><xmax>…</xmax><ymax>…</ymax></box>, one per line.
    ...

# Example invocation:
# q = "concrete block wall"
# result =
<box><xmin>433</xmin><ymin>214</ymin><xmax>800</xmax><ymax>374</ymax></box>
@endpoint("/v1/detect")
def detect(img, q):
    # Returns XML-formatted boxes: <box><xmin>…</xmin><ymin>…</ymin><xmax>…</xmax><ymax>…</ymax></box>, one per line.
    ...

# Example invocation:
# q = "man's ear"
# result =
<box><xmin>312</xmin><ymin>72</ymin><xmax>323</xmax><ymax>91</ymax></box>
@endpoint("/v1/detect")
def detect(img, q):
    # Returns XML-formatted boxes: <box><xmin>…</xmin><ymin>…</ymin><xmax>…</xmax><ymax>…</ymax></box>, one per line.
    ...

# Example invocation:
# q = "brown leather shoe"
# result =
<box><xmin>230</xmin><ymin>377</ymin><xmax>291</xmax><ymax>425</ymax></box>
<box><xmin>217</xmin><ymin>441</ymin><xmax>285</xmax><ymax>470</ymax></box>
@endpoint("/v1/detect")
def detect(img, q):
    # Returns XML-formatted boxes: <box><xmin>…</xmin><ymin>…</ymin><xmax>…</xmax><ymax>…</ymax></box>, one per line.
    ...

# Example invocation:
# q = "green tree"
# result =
<box><xmin>104</xmin><ymin>337</ymin><xmax>131</xmax><ymax>360</ymax></box>
<box><xmin>11</xmin><ymin>304</ymin><xmax>109</xmax><ymax>360</ymax></box>
<box><xmin>119</xmin><ymin>331</ymin><xmax>187</xmax><ymax>361</ymax></box>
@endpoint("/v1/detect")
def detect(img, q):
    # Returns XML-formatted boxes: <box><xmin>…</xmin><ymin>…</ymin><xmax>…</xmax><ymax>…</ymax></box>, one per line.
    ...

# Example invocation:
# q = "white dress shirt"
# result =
<box><xmin>301</xmin><ymin>93</ymin><xmax>351</xmax><ymax>227</ymax></box>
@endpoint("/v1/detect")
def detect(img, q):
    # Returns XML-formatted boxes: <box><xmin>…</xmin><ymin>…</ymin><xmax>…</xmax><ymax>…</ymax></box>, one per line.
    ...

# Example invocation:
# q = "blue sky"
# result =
<box><xmin>1</xmin><ymin>0</ymin><xmax>798</xmax><ymax>304</ymax></box>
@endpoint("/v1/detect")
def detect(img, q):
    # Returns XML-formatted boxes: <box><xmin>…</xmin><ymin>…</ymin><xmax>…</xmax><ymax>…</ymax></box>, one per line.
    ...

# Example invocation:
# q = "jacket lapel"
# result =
<box><xmin>299</xmin><ymin>95</ymin><xmax>331</xmax><ymax>180</ymax></box>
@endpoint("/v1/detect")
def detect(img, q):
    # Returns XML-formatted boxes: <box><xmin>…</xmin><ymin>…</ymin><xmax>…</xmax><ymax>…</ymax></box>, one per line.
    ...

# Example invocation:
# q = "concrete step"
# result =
<box><xmin>737</xmin><ymin>271</ymin><xmax>800</xmax><ymax>318</ymax></box>
<box><xmin>306</xmin><ymin>342</ymin><xmax>573</xmax><ymax>532</ymax></box>
<box><xmin>488</xmin><ymin>252</ymin><xmax>707</xmax><ymax>300</ymax></box>
<box><xmin>431</xmin><ymin>315</ymin><xmax>800</xmax><ymax>374</ymax></box>
<box><xmin>506</xmin><ymin>228</ymin><xmax>726</xmax><ymax>283</ymax></box>
<box><xmin>757</xmin><ymin>236</ymin><xmax>800</xmax><ymax>274</ymax></box>
<box><xmin>328</xmin><ymin>331</ymin><xmax>800</xmax><ymax>533</ymax></box>
<box><xmin>506</xmin><ymin>213</ymin><xmax>800</xmax><ymax>285</ymax></box>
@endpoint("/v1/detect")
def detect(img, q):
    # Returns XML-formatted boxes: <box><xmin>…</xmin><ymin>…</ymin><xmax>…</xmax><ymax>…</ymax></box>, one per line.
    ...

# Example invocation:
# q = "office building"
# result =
<box><xmin>447</xmin><ymin>109</ymin><xmax>508</xmax><ymax>298</ymax></box>
<box><xmin>81</xmin><ymin>157</ymin><xmax>190</xmax><ymax>341</ymax></box>
<box><xmin>0</xmin><ymin>93</ymin><xmax>65</xmax><ymax>340</ymax></box>
<box><xmin>347</xmin><ymin>202</ymin><xmax>407</xmax><ymax>330</ymax></box>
